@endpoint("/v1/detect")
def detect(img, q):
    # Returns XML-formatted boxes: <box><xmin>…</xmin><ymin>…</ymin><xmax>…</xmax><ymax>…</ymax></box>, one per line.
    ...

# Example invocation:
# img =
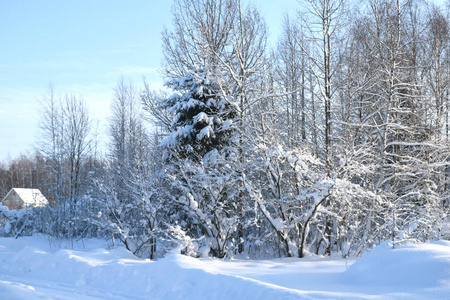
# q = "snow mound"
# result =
<box><xmin>0</xmin><ymin>280</ymin><xmax>51</xmax><ymax>300</ymax></box>
<box><xmin>2</xmin><ymin>236</ymin><xmax>450</xmax><ymax>299</ymax></box>
<box><xmin>0</xmin><ymin>237</ymin><xmax>311</xmax><ymax>299</ymax></box>
<box><xmin>342</xmin><ymin>241</ymin><xmax>450</xmax><ymax>290</ymax></box>
<box><xmin>147</xmin><ymin>254</ymin><xmax>309</xmax><ymax>300</ymax></box>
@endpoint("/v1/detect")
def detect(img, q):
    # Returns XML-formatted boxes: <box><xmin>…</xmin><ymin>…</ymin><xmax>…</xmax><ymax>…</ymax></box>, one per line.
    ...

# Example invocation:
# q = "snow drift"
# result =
<box><xmin>0</xmin><ymin>236</ymin><xmax>450</xmax><ymax>299</ymax></box>
<box><xmin>342</xmin><ymin>240</ymin><xmax>450</xmax><ymax>295</ymax></box>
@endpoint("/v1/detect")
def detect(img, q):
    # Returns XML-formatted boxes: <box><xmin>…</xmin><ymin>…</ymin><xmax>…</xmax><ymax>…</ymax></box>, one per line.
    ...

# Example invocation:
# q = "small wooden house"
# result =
<box><xmin>1</xmin><ymin>188</ymin><xmax>49</xmax><ymax>210</ymax></box>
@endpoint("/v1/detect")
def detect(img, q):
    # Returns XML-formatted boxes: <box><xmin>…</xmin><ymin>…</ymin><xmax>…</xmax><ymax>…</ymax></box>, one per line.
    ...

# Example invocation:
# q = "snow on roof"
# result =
<box><xmin>4</xmin><ymin>188</ymin><xmax>49</xmax><ymax>205</ymax></box>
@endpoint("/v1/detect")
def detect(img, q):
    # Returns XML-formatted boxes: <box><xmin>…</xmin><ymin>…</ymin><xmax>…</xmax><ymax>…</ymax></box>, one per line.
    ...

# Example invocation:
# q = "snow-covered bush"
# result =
<box><xmin>90</xmin><ymin>172</ymin><xmax>166</xmax><ymax>259</ymax></box>
<box><xmin>161</xmin><ymin>149</ymin><xmax>240</xmax><ymax>258</ymax></box>
<box><xmin>0</xmin><ymin>205</ymin><xmax>54</xmax><ymax>238</ymax></box>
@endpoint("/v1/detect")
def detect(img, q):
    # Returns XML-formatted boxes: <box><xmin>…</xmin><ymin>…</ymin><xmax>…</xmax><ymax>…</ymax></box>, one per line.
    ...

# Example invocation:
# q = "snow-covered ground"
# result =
<box><xmin>0</xmin><ymin>236</ymin><xmax>449</xmax><ymax>299</ymax></box>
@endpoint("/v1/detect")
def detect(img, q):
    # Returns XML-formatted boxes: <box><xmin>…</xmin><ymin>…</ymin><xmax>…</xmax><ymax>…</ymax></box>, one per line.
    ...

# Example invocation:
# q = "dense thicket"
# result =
<box><xmin>1</xmin><ymin>0</ymin><xmax>449</xmax><ymax>259</ymax></box>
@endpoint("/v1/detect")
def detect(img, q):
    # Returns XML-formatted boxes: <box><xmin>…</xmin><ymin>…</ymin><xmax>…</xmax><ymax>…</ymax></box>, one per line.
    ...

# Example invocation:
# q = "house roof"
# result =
<box><xmin>3</xmin><ymin>188</ymin><xmax>49</xmax><ymax>205</ymax></box>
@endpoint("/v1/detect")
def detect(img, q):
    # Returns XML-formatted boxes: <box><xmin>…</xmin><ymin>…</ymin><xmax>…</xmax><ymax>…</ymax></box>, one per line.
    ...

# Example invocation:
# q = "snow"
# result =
<box><xmin>1</xmin><ymin>236</ymin><xmax>450</xmax><ymax>299</ymax></box>
<box><xmin>222</xmin><ymin>119</ymin><xmax>232</xmax><ymax>129</ymax></box>
<box><xmin>193</xmin><ymin>112</ymin><xmax>212</xmax><ymax>125</ymax></box>
<box><xmin>342</xmin><ymin>241</ymin><xmax>450</xmax><ymax>294</ymax></box>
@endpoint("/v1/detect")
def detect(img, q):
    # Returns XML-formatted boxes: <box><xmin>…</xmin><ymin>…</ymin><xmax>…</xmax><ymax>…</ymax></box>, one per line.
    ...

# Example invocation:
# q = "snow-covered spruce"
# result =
<box><xmin>160</xmin><ymin>70</ymin><xmax>237</xmax><ymax>159</ymax></box>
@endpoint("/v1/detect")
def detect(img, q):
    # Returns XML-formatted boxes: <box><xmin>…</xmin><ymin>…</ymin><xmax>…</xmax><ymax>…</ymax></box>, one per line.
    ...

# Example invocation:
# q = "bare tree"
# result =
<box><xmin>276</xmin><ymin>14</ymin><xmax>307</xmax><ymax>148</ymax></box>
<box><xmin>298</xmin><ymin>0</ymin><xmax>346</xmax><ymax>173</ymax></box>
<box><xmin>425</xmin><ymin>5</ymin><xmax>449</xmax><ymax>140</ymax></box>
<box><xmin>161</xmin><ymin>0</ymin><xmax>237</xmax><ymax>79</ymax></box>
<box><xmin>36</xmin><ymin>86</ymin><xmax>93</xmax><ymax>239</ymax></box>
<box><xmin>63</xmin><ymin>95</ymin><xmax>91</xmax><ymax>208</ymax></box>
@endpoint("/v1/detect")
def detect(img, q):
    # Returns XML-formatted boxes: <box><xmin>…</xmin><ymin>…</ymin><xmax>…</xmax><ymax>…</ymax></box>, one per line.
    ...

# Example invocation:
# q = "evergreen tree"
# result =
<box><xmin>160</xmin><ymin>70</ymin><xmax>237</xmax><ymax>160</ymax></box>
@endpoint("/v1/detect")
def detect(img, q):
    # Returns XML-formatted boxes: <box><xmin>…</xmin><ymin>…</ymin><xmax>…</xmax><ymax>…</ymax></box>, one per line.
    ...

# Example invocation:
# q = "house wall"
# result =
<box><xmin>2</xmin><ymin>199</ymin><xmax>24</xmax><ymax>210</ymax></box>
<box><xmin>2</xmin><ymin>190</ymin><xmax>25</xmax><ymax>210</ymax></box>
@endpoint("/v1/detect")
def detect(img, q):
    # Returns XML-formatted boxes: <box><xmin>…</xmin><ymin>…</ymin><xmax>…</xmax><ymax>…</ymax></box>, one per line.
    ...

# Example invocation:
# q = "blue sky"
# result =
<box><xmin>0</xmin><ymin>0</ymin><xmax>444</xmax><ymax>161</ymax></box>
<box><xmin>0</xmin><ymin>0</ymin><xmax>174</xmax><ymax>160</ymax></box>
<box><xmin>0</xmin><ymin>0</ymin><xmax>300</xmax><ymax>161</ymax></box>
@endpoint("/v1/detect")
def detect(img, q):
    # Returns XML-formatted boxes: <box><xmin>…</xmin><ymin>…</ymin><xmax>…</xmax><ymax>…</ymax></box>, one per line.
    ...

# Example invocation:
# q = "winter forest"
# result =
<box><xmin>1</xmin><ymin>0</ymin><xmax>450</xmax><ymax>260</ymax></box>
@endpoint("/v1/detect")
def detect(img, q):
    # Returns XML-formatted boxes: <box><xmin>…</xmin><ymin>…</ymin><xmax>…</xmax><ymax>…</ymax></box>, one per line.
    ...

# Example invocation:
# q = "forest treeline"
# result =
<box><xmin>1</xmin><ymin>0</ymin><xmax>450</xmax><ymax>259</ymax></box>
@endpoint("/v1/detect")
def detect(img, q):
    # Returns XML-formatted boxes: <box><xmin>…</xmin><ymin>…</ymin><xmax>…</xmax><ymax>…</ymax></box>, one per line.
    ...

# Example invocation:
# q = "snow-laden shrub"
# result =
<box><xmin>0</xmin><ymin>200</ymin><xmax>104</xmax><ymax>240</ymax></box>
<box><xmin>167</xmin><ymin>225</ymin><xmax>199</xmax><ymax>257</ymax></box>
<box><xmin>0</xmin><ymin>205</ymin><xmax>48</xmax><ymax>237</ymax></box>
